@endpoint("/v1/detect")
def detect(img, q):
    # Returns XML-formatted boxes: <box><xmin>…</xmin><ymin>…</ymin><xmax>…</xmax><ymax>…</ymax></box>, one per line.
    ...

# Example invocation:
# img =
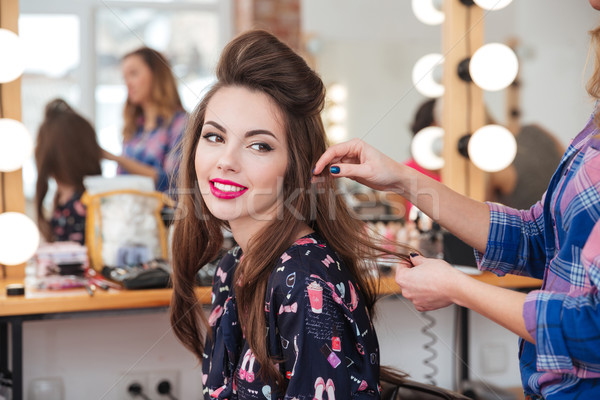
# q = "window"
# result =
<box><xmin>19</xmin><ymin>14</ymin><xmax>80</xmax><ymax>199</ymax></box>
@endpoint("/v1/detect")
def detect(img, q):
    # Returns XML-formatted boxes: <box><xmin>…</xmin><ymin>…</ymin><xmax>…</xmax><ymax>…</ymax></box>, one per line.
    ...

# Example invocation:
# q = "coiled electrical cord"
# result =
<box><xmin>421</xmin><ymin>311</ymin><xmax>439</xmax><ymax>386</ymax></box>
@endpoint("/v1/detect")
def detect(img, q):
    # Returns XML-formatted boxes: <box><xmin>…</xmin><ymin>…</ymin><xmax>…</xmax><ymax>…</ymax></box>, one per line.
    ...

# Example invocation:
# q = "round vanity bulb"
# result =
<box><xmin>468</xmin><ymin>124</ymin><xmax>517</xmax><ymax>172</ymax></box>
<box><xmin>328</xmin><ymin>83</ymin><xmax>348</xmax><ymax>103</ymax></box>
<box><xmin>327</xmin><ymin>124</ymin><xmax>347</xmax><ymax>144</ymax></box>
<box><xmin>473</xmin><ymin>0</ymin><xmax>513</xmax><ymax>11</ymax></box>
<box><xmin>469</xmin><ymin>43</ymin><xmax>519</xmax><ymax>91</ymax></box>
<box><xmin>0</xmin><ymin>212</ymin><xmax>40</xmax><ymax>265</ymax></box>
<box><xmin>0</xmin><ymin>119</ymin><xmax>33</xmax><ymax>172</ymax></box>
<box><xmin>412</xmin><ymin>0</ymin><xmax>445</xmax><ymax>25</ymax></box>
<box><xmin>327</xmin><ymin>105</ymin><xmax>347</xmax><ymax>124</ymax></box>
<box><xmin>412</xmin><ymin>53</ymin><xmax>445</xmax><ymax>98</ymax></box>
<box><xmin>411</xmin><ymin>126</ymin><xmax>445</xmax><ymax>170</ymax></box>
<box><xmin>0</xmin><ymin>28</ymin><xmax>25</xmax><ymax>83</ymax></box>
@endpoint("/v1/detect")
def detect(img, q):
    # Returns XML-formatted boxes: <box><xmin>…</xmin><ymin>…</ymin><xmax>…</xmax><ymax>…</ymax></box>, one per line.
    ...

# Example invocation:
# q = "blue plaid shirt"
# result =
<box><xmin>475</xmin><ymin>112</ymin><xmax>600</xmax><ymax>399</ymax></box>
<box><xmin>118</xmin><ymin>110</ymin><xmax>188</xmax><ymax>193</ymax></box>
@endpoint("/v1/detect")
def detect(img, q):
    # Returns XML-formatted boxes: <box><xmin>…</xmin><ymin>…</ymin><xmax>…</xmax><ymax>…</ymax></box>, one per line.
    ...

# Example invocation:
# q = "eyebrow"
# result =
<box><xmin>203</xmin><ymin>120</ymin><xmax>278</xmax><ymax>140</ymax></box>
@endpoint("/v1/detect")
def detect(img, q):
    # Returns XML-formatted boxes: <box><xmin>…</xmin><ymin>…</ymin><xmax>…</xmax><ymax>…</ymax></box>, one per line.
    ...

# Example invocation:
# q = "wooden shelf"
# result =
<box><xmin>377</xmin><ymin>271</ymin><xmax>541</xmax><ymax>297</ymax></box>
<box><xmin>0</xmin><ymin>279</ymin><xmax>212</xmax><ymax>317</ymax></box>
<box><xmin>0</xmin><ymin>271</ymin><xmax>541</xmax><ymax>317</ymax></box>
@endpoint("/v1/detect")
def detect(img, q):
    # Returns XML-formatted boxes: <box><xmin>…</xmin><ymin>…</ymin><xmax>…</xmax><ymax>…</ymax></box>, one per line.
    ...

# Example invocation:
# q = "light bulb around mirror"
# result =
<box><xmin>469</xmin><ymin>43</ymin><xmax>519</xmax><ymax>91</ymax></box>
<box><xmin>468</xmin><ymin>124</ymin><xmax>517</xmax><ymax>172</ymax></box>
<box><xmin>327</xmin><ymin>124</ymin><xmax>348</xmax><ymax>144</ymax></box>
<box><xmin>0</xmin><ymin>28</ymin><xmax>25</xmax><ymax>83</ymax></box>
<box><xmin>473</xmin><ymin>0</ymin><xmax>513</xmax><ymax>11</ymax></box>
<box><xmin>412</xmin><ymin>53</ymin><xmax>445</xmax><ymax>98</ymax></box>
<box><xmin>0</xmin><ymin>119</ymin><xmax>33</xmax><ymax>172</ymax></box>
<box><xmin>411</xmin><ymin>126</ymin><xmax>445</xmax><ymax>170</ymax></box>
<box><xmin>0</xmin><ymin>212</ymin><xmax>40</xmax><ymax>265</ymax></box>
<box><xmin>327</xmin><ymin>104</ymin><xmax>347</xmax><ymax>124</ymax></box>
<box><xmin>328</xmin><ymin>83</ymin><xmax>348</xmax><ymax>103</ymax></box>
<box><xmin>412</xmin><ymin>0</ymin><xmax>444</xmax><ymax>25</ymax></box>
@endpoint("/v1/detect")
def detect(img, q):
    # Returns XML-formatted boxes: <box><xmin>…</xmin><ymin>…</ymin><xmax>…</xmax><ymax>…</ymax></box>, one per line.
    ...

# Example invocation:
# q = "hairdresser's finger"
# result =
<box><xmin>313</xmin><ymin>139</ymin><xmax>363</xmax><ymax>175</ymax></box>
<box><xmin>328</xmin><ymin>163</ymin><xmax>374</xmax><ymax>180</ymax></box>
<box><xmin>395</xmin><ymin>261</ymin><xmax>411</xmax><ymax>288</ymax></box>
<box><xmin>409</xmin><ymin>252</ymin><xmax>425</xmax><ymax>266</ymax></box>
<box><xmin>395</xmin><ymin>259</ymin><xmax>412</xmax><ymax>270</ymax></box>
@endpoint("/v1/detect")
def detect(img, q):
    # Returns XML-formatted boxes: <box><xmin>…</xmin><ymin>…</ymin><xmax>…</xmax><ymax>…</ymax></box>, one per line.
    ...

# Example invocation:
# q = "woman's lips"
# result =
<box><xmin>210</xmin><ymin>179</ymin><xmax>248</xmax><ymax>199</ymax></box>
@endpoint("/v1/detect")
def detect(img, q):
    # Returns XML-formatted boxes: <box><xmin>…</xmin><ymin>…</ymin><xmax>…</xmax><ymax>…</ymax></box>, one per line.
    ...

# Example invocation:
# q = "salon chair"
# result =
<box><xmin>380</xmin><ymin>378</ymin><xmax>470</xmax><ymax>400</ymax></box>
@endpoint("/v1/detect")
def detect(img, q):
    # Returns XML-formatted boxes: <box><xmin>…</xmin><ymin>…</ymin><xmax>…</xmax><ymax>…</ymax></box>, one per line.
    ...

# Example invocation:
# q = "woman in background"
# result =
<box><xmin>170</xmin><ymin>30</ymin><xmax>408</xmax><ymax>399</ymax></box>
<box><xmin>35</xmin><ymin>98</ymin><xmax>102</xmax><ymax>244</ymax></box>
<box><xmin>103</xmin><ymin>46</ymin><xmax>188</xmax><ymax>194</ymax></box>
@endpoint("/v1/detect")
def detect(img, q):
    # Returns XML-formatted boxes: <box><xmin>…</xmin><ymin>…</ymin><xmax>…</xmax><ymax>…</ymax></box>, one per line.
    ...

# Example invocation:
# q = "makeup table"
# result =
<box><xmin>0</xmin><ymin>271</ymin><xmax>541</xmax><ymax>400</ymax></box>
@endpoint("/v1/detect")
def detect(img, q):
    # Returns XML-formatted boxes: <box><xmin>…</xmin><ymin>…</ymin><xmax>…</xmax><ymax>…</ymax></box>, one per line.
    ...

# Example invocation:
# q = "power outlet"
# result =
<box><xmin>114</xmin><ymin>371</ymin><xmax>149</xmax><ymax>399</ymax></box>
<box><xmin>148</xmin><ymin>370</ymin><xmax>180</xmax><ymax>398</ymax></box>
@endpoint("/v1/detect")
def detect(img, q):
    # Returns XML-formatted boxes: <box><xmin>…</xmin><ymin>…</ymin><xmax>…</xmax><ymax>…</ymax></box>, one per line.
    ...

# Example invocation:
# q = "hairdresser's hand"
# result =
<box><xmin>101</xmin><ymin>149</ymin><xmax>117</xmax><ymax>161</ymax></box>
<box><xmin>313</xmin><ymin>138</ymin><xmax>403</xmax><ymax>191</ymax></box>
<box><xmin>395</xmin><ymin>254</ymin><xmax>465</xmax><ymax>311</ymax></box>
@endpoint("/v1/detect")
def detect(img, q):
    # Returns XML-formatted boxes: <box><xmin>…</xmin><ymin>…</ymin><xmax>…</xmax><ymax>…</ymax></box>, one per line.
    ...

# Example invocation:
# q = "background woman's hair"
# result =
<box><xmin>410</xmin><ymin>98</ymin><xmax>437</xmax><ymax>136</ymax></box>
<box><xmin>170</xmin><ymin>29</ymin><xmax>410</xmax><ymax>390</ymax></box>
<box><xmin>34</xmin><ymin>98</ymin><xmax>102</xmax><ymax>241</ymax></box>
<box><xmin>587</xmin><ymin>25</ymin><xmax>600</xmax><ymax>128</ymax></box>
<box><xmin>121</xmin><ymin>47</ymin><xmax>184</xmax><ymax>141</ymax></box>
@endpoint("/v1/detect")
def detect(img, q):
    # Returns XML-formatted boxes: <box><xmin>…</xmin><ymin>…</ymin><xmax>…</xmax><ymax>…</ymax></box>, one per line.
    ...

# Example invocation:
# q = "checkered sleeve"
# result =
<box><xmin>474</xmin><ymin>201</ymin><xmax>548</xmax><ymax>278</ymax></box>
<box><xmin>523</xmin><ymin>216</ymin><xmax>600</xmax><ymax>376</ymax></box>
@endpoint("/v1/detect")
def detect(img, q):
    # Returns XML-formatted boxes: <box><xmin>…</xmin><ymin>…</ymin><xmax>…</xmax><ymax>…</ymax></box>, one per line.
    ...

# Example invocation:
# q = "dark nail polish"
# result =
<box><xmin>330</xmin><ymin>166</ymin><xmax>340</xmax><ymax>174</ymax></box>
<box><xmin>409</xmin><ymin>252</ymin><xmax>419</xmax><ymax>257</ymax></box>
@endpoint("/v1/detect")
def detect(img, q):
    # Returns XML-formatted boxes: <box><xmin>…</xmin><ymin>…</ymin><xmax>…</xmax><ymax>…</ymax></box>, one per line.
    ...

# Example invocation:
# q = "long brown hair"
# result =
<box><xmin>122</xmin><ymin>47</ymin><xmax>184</xmax><ymax>141</ymax></box>
<box><xmin>170</xmin><ymin>30</ymin><xmax>410</xmax><ymax>389</ymax></box>
<box><xmin>35</xmin><ymin>99</ymin><xmax>102</xmax><ymax>241</ymax></box>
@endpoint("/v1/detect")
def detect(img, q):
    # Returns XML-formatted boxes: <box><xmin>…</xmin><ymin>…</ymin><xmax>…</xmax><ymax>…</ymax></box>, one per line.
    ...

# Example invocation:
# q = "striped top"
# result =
<box><xmin>475</xmin><ymin>110</ymin><xmax>600</xmax><ymax>399</ymax></box>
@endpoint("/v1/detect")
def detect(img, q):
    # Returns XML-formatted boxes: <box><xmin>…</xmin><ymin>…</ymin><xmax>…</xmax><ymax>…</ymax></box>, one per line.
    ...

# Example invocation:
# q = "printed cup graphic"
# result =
<box><xmin>307</xmin><ymin>281</ymin><xmax>323</xmax><ymax>314</ymax></box>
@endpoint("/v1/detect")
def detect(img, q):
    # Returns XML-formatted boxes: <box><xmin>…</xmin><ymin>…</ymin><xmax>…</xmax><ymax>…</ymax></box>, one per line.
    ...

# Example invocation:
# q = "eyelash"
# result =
<box><xmin>202</xmin><ymin>133</ymin><xmax>274</xmax><ymax>152</ymax></box>
<box><xmin>250</xmin><ymin>142</ymin><xmax>273</xmax><ymax>152</ymax></box>
<box><xmin>202</xmin><ymin>133</ymin><xmax>224</xmax><ymax>143</ymax></box>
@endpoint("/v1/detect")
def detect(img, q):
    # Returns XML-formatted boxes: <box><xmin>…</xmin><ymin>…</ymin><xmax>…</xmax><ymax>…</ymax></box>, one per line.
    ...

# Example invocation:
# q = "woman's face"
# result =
<box><xmin>195</xmin><ymin>86</ymin><xmax>289</xmax><ymax>230</ymax></box>
<box><xmin>122</xmin><ymin>55</ymin><xmax>153</xmax><ymax>106</ymax></box>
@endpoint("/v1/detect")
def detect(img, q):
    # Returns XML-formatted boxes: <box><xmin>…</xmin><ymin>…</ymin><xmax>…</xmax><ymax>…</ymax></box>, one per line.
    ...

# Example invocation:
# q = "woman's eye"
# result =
<box><xmin>202</xmin><ymin>133</ymin><xmax>224</xmax><ymax>143</ymax></box>
<box><xmin>250</xmin><ymin>142</ymin><xmax>273</xmax><ymax>152</ymax></box>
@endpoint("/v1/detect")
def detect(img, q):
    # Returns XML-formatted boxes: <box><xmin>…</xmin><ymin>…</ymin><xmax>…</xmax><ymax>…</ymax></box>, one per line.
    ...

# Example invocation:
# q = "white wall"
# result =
<box><xmin>23</xmin><ymin>311</ymin><xmax>203</xmax><ymax>399</ymax></box>
<box><xmin>21</xmin><ymin>296</ymin><xmax>523</xmax><ymax>399</ymax></box>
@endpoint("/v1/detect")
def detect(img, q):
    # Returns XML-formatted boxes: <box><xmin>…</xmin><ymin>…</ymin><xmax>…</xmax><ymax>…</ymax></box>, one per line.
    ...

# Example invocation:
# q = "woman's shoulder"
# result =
<box><xmin>173</xmin><ymin>109</ymin><xmax>189</xmax><ymax>121</ymax></box>
<box><xmin>271</xmin><ymin>233</ymin><xmax>343</xmax><ymax>283</ymax></box>
<box><xmin>218</xmin><ymin>246</ymin><xmax>242</xmax><ymax>275</ymax></box>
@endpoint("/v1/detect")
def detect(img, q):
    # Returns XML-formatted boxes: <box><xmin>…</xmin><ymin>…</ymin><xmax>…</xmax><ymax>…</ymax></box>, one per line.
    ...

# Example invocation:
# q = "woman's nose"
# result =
<box><xmin>216</xmin><ymin>145</ymin><xmax>240</xmax><ymax>172</ymax></box>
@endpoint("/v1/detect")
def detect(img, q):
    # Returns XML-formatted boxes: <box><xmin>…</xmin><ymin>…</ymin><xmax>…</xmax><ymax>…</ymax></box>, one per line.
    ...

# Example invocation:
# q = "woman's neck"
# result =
<box><xmin>230</xmin><ymin>219</ymin><xmax>314</xmax><ymax>253</ymax></box>
<box><xmin>56</xmin><ymin>182</ymin><xmax>77</xmax><ymax>205</ymax></box>
<box><xmin>142</xmin><ymin>104</ymin><xmax>158</xmax><ymax>131</ymax></box>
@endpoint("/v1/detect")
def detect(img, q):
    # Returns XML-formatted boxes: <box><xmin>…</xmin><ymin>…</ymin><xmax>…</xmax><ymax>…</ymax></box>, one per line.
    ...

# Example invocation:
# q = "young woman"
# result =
<box><xmin>35</xmin><ymin>98</ymin><xmax>102</xmax><ymax>244</ymax></box>
<box><xmin>170</xmin><ymin>30</ymin><xmax>409</xmax><ymax>399</ymax></box>
<box><xmin>314</xmin><ymin>3</ymin><xmax>600</xmax><ymax>397</ymax></box>
<box><xmin>103</xmin><ymin>46</ymin><xmax>188</xmax><ymax>194</ymax></box>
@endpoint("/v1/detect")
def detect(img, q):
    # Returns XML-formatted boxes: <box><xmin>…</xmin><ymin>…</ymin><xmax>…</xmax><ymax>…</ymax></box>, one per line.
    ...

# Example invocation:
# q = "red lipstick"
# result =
<box><xmin>210</xmin><ymin>178</ymin><xmax>248</xmax><ymax>199</ymax></box>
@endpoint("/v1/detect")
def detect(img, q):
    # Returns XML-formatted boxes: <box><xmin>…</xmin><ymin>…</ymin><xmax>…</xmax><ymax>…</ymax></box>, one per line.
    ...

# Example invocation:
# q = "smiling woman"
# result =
<box><xmin>170</xmin><ymin>29</ymin><xmax>412</xmax><ymax>399</ymax></box>
<box><xmin>196</xmin><ymin>86</ymin><xmax>288</xmax><ymax>236</ymax></box>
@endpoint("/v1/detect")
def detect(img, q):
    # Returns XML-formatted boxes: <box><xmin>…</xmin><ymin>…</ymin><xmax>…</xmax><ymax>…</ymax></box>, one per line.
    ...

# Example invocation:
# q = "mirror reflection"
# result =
<box><xmin>19</xmin><ymin>0</ymin><xmax>597</xmax><ymax>222</ymax></box>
